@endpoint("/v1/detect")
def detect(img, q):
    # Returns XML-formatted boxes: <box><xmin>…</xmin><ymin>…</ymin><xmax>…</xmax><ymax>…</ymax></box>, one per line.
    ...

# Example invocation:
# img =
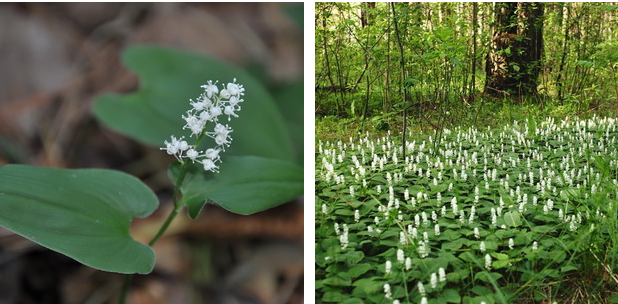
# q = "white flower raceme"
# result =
<box><xmin>418</xmin><ymin>282</ymin><xmax>426</xmax><ymax>296</ymax></box>
<box><xmin>438</xmin><ymin>267</ymin><xmax>446</xmax><ymax>282</ymax></box>
<box><xmin>430</xmin><ymin>272</ymin><xmax>438</xmax><ymax>288</ymax></box>
<box><xmin>397</xmin><ymin>249</ymin><xmax>405</xmax><ymax>263</ymax></box>
<box><xmin>160</xmin><ymin>79</ymin><xmax>245</xmax><ymax>172</ymax></box>
<box><xmin>384</xmin><ymin>283</ymin><xmax>392</xmax><ymax>299</ymax></box>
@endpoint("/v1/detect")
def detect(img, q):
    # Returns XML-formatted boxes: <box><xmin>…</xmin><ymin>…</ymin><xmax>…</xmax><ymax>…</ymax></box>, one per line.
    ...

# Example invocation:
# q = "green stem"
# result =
<box><xmin>149</xmin><ymin>163</ymin><xmax>188</xmax><ymax>246</ymax></box>
<box><xmin>118</xmin><ymin>275</ymin><xmax>133</xmax><ymax>304</ymax></box>
<box><xmin>118</xmin><ymin>161</ymin><xmax>189</xmax><ymax>304</ymax></box>
<box><xmin>119</xmin><ymin>88</ymin><xmax>219</xmax><ymax>304</ymax></box>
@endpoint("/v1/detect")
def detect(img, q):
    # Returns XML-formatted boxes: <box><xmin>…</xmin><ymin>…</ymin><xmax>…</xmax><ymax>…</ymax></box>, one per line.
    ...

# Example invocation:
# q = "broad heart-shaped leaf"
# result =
<box><xmin>0</xmin><ymin>165</ymin><xmax>158</xmax><ymax>274</ymax></box>
<box><xmin>170</xmin><ymin>156</ymin><xmax>303</xmax><ymax>217</ymax></box>
<box><xmin>504</xmin><ymin>211</ymin><xmax>522</xmax><ymax>228</ymax></box>
<box><xmin>92</xmin><ymin>45</ymin><xmax>295</xmax><ymax>163</ymax></box>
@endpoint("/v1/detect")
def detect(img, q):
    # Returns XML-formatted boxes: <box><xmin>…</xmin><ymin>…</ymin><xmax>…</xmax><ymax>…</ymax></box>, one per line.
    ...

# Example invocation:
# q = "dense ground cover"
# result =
<box><xmin>316</xmin><ymin>116</ymin><xmax>618</xmax><ymax>304</ymax></box>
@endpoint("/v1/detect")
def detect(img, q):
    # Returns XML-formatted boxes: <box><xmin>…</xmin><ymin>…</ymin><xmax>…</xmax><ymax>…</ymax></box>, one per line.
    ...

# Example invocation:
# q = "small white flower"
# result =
<box><xmin>224</xmin><ymin>105</ymin><xmax>239</xmax><ymax>121</ymax></box>
<box><xmin>201</xmin><ymin>80</ymin><xmax>219</xmax><ymax>98</ymax></box>
<box><xmin>474</xmin><ymin>227</ymin><xmax>480</xmax><ymax>239</ymax></box>
<box><xmin>480</xmin><ymin>241</ymin><xmax>486</xmax><ymax>252</ymax></box>
<box><xmin>418</xmin><ymin>241</ymin><xmax>428</xmax><ymax>258</ymax></box>
<box><xmin>397</xmin><ymin>249</ymin><xmax>405</xmax><ymax>263</ymax></box>
<box><xmin>227</xmin><ymin>79</ymin><xmax>245</xmax><ymax>96</ymax></box>
<box><xmin>420</xmin><ymin>297</ymin><xmax>428</xmax><ymax>304</ymax></box>
<box><xmin>220</xmin><ymin>88</ymin><xmax>231</xmax><ymax>99</ymax></box>
<box><xmin>405</xmin><ymin>257</ymin><xmax>412</xmax><ymax>270</ymax></box>
<box><xmin>385</xmin><ymin>261</ymin><xmax>392</xmax><ymax>274</ymax></box>
<box><xmin>210</xmin><ymin>124</ymin><xmax>233</xmax><ymax>148</ymax></box>
<box><xmin>384</xmin><ymin>283</ymin><xmax>392</xmax><ymax>299</ymax></box>
<box><xmin>393</xmin><ymin>300</ymin><xmax>400</xmax><ymax>304</ymax></box>
<box><xmin>161</xmin><ymin>135</ymin><xmax>182</xmax><ymax>156</ymax></box>
<box><xmin>201</xmin><ymin>158</ymin><xmax>219</xmax><ymax>172</ymax></box>
<box><xmin>354</xmin><ymin>209</ymin><xmax>360</xmax><ymax>222</ymax></box>
<box><xmin>485</xmin><ymin>254</ymin><xmax>492</xmax><ymax>270</ymax></box>
<box><xmin>438</xmin><ymin>267</ymin><xmax>446</xmax><ymax>282</ymax></box>
<box><xmin>205</xmin><ymin>148</ymin><xmax>220</xmax><ymax>160</ymax></box>
<box><xmin>418</xmin><ymin>281</ymin><xmax>426</xmax><ymax>296</ymax></box>
<box><xmin>509</xmin><ymin>238</ymin><xmax>514</xmax><ymax>250</ymax></box>
<box><xmin>321</xmin><ymin>204</ymin><xmax>328</xmax><ymax>214</ymax></box>
<box><xmin>399</xmin><ymin>231</ymin><xmax>406</xmax><ymax>244</ymax></box>
<box><xmin>183</xmin><ymin>113</ymin><xmax>204</xmax><ymax>135</ymax></box>
<box><xmin>430</xmin><ymin>272</ymin><xmax>438</xmax><ymax>288</ymax></box>
<box><xmin>186</xmin><ymin>148</ymin><xmax>200</xmax><ymax>162</ymax></box>
<box><xmin>339</xmin><ymin>232</ymin><xmax>348</xmax><ymax>250</ymax></box>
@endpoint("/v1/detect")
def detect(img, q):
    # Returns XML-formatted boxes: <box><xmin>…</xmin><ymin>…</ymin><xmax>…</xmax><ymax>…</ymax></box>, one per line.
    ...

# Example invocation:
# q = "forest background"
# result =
<box><xmin>315</xmin><ymin>2</ymin><xmax>618</xmax><ymax>138</ymax></box>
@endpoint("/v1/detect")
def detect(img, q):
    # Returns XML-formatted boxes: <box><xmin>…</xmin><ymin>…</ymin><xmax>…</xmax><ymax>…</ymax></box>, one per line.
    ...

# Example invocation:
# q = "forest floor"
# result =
<box><xmin>315</xmin><ymin>96</ymin><xmax>618</xmax><ymax>304</ymax></box>
<box><xmin>0</xmin><ymin>3</ymin><xmax>303</xmax><ymax>304</ymax></box>
<box><xmin>316</xmin><ymin>96</ymin><xmax>618</xmax><ymax>142</ymax></box>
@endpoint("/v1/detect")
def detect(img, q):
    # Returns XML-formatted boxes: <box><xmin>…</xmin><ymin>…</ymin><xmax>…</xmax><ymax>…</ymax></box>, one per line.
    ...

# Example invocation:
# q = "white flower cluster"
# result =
<box><xmin>160</xmin><ymin>79</ymin><xmax>245</xmax><ymax>172</ymax></box>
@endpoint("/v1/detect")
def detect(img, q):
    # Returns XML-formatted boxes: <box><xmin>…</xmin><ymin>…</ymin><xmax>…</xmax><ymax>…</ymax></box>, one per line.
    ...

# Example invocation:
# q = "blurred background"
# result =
<box><xmin>0</xmin><ymin>3</ymin><xmax>303</xmax><ymax>304</ymax></box>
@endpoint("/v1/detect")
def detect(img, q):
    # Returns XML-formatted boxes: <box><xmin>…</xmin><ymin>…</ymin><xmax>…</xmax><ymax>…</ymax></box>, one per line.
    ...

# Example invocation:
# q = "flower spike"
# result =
<box><xmin>161</xmin><ymin>79</ymin><xmax>245</xmax><ymax>172</ymax></box>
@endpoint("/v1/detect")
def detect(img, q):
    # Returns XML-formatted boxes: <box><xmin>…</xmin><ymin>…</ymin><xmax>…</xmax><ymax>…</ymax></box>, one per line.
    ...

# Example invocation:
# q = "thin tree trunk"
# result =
<box><xmin>557</xmin><ymin>3</ymin><xmax>569</xmax><ymax>102</ymax></box>
<box><xmin>391</xmin><ymin>2</ymin><xmax>407</xmax><ymax>104</ymax></box>
<box><xmin>391</xmin><ymin>2</ymin><xmax>408</xmax><ymax>160</ymax></box>
<box><xmin>321</xmin><ymin>14</ymin><xmax>340</xmax><ymax>113</ymax></box>
<box><xmin>470</xmin><ymin>2</ymin><xmax>478</xmax><ymax>102</ymax></box>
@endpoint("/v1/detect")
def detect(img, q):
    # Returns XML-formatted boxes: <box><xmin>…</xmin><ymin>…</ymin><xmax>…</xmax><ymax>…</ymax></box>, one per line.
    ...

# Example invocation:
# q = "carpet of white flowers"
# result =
<box><xmin>315</xmin><ymin>116</ymin><xmax>618</xmax><ymax>304</ymax></box>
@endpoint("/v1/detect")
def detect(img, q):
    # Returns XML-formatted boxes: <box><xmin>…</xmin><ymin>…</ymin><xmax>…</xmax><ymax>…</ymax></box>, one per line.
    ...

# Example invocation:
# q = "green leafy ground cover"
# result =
<box><xmin>315</xmin><ymin>116</ymin><xmax>618</xmax><ymax>304</ymax></box>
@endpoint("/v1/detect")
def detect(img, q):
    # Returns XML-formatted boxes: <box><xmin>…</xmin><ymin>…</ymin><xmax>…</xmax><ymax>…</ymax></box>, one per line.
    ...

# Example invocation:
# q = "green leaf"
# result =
<box><xmin>173</xmin><ymin>156</ymin><xmax>303</xmax><ymax>217</ymax></box>
<box><xmin>353</xmin><ymin>277</ymin><xmax>384</xmax><ymax>294</ymax></box>
<box><xmin>348</xmin><ymin>263</ymin><xmax>372</xmax><ymax>277</ymax></box>
<box><xmin>271</xmin><ymin>79</ymin><xmax>304</xmax><ymax>165</ymax></box>
<box><xmin>441</xmin><ymin>288</ymin><xmax>462</xmax><ymax>303</ymax></box>
<box><xmin>282</xmin><ymin>3</ymin><xmax>303</xmax><ymax>30</ymax></box>
<box><xmin>0</xmin><ymin>164</ymin><xmax>157</xmax><ymax>274</ymax></box>
<box><xmin>560</xmin><ymin>265</ymin><xmax>579</xmax><ymax>273</ymax></box>
<box><xmin>322</xmin><ymin>291</ymin><xmax>347</xmax><ymax>302</ymax></box>
<box><xmin>474</xmin><ymin>271</ymin><xmax>502</xmax><ymax>283</ymax></box>
<box><xmin>340</xmin><ymin>298</ymin><xmax>364</xmax><ymax>304</ymax></box>
<box><xmin>92</xmin><ymin>46</ymin><xmax>295</xmax><ymax>162</ymax></box>
<box><xmin>345</xmin><ymin>250</ymin><xmax>365</xmax><ymax>264</ymax></box>
<box><xmin>503</xmin><ymin>211</ymin><xmax>522</xmax><ymax>228</ymax></box>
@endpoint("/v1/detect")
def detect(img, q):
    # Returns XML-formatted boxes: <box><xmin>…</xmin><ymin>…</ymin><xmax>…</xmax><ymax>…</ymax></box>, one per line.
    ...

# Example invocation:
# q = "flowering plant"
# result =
<box><xmin>161</xmin><ymin>79</ymin><xmax>245</xmax><ymax>172</ymax></box>
<box><xmin>0</xmin><ymin>46</ymin><xmax>303</xmax><ymax>303</ymax></box>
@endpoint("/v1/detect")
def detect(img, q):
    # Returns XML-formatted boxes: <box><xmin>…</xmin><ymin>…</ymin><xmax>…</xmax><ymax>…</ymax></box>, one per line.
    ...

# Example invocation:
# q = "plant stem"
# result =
<box><xmin>118</xmin><ymin>275</ymin><xmax>133</xmax><ymax>304</ymax></box>
<box><xmin>149</xmin><ymin>163</ymin><xmax>188</xmax><ymax>246</ymax></box>
<box><xmin>118</xmin><ymin>162</ymin><xmax>189</xmax><ymax>304</ymax></box>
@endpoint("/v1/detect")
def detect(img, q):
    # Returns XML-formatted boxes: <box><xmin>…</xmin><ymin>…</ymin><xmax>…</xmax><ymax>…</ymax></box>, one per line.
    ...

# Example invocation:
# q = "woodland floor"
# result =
<box><xmin>0</xmin><ymin>3</ymin><xmax>303</xmax><ymax>304</ymax></box>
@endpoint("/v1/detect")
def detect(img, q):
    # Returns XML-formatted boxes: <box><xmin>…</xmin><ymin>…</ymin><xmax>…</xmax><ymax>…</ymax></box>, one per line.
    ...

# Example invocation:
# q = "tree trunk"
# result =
<box><xmin>484</xmin><ymin>2</ymin><xmax>544</xmax><ymax>96</ymax></box>
<box><xmin>469</xmin><ymin>2</ymin><xmax>478</xmax><ymax>102</ymax></box>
